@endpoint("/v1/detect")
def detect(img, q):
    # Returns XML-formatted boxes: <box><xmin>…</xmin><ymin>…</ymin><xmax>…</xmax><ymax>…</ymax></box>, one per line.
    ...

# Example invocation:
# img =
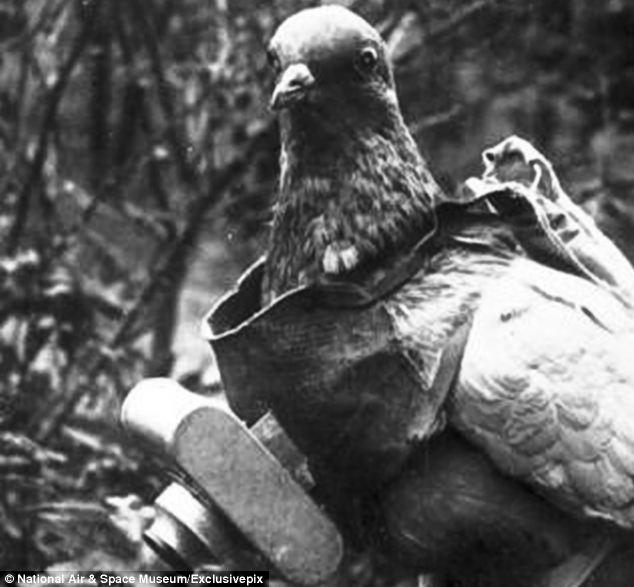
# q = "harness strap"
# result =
<box><xmin>432</xmin><ymin>317</ymin><xmax>473</xmax><ymax>419</ymax></box>
<box><xmin>312</xmin><ymin>203</ymin><xmax>514</xmax><ymax>311</ymax></box>
<box><xmin>539</xmin><ymin>535</ymin><xmax>615</xmax><ymax>587</ymax></box>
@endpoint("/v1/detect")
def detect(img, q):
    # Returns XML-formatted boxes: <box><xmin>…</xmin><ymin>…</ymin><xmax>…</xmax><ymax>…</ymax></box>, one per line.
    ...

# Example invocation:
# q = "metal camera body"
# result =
<box><xmin>121</xmin><ymin>378</ymin><xmax>343</xmax><ymax>585</ymax></box>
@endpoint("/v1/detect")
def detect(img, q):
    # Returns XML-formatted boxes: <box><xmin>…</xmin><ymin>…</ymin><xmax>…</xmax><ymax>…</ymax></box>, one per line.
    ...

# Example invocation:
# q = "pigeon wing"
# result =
<box><xmin>453</xmin><ymin>258</ymin><xmax>634</xmax><ymax>529</ymax></box>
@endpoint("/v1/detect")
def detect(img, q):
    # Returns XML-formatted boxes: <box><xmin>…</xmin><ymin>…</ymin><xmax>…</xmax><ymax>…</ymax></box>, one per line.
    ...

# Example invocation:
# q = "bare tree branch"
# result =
<box><xmin>34</xmin><ymin>122</ymin><xmax>274</xmax><ymax>443</ymax></box>
<box><xmin>427</xmin><ymin>0</ymin><xmax>501</xmax><ymax>43</ymax></box>
<box><xmin>5</xmin><ymin>0</ymin><xmax>99</xmax><ymax>255</ymax></box>
<box><xmin>410</xmin><ymin>106</ymin><xmax>463</xmax><ymax>137</ymax></box>
<box><xmin>126</xmin><ymin>0</ymin><xmax>200</xmax><ymax>192</ymax></box>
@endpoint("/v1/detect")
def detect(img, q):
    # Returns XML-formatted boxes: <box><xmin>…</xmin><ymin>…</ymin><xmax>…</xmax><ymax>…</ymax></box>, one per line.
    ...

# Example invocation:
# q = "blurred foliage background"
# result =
<box><xmin>1</xmin><ymin>0</ymin><xmax>633</xmax><ymax>578</ymax></box>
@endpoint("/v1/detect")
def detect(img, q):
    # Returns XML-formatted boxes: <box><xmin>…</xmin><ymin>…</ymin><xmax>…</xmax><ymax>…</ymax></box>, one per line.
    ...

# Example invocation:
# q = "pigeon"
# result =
<box><xmin>254</xmin><ymin>5</ymin><xmax>634</xmax><ymax>584</ymax></box>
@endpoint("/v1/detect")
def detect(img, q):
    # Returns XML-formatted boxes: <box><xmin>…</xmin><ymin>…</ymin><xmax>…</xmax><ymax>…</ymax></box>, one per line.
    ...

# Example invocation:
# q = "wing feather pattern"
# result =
<box><xmin>453</xmin><ymin>258</ymin><xmax>634</xmax><ymax>527</ymax></box>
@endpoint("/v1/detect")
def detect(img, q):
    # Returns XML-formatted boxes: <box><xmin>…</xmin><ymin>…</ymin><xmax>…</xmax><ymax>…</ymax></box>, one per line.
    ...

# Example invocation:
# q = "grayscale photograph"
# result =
<box><xmin>1</xmin><ymin>1</ymin><xmax>634</xmax><ymax>586</ymax></box>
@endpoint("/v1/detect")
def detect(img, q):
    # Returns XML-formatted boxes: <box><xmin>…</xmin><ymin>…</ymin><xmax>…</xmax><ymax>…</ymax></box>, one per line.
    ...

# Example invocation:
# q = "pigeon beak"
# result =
<box><xmin>270</xmin><ymin>63</ymin><xmax>315</xmax><ymax>111</ymax></box>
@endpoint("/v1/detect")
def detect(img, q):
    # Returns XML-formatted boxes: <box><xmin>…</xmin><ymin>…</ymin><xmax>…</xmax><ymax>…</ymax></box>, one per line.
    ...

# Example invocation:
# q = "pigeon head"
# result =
<box><xmin>263</xmin><ymin>6</ymin><xmax>443</xmax><ymax>302</ymax></box>
<box><xmin>268</xmin><ymin>6</ymin><xmax>397</xmax><ymax>122</ymax></box>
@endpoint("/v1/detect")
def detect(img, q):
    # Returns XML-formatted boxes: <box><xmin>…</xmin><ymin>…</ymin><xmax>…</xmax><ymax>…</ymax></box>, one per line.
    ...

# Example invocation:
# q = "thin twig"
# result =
<box><xmin>387</xmin><ymin>0</ymin><xmax>502</xmax><ymax>67</ymax></box>
<box><xmin>126</xmin><ymin>0</ymin><xmax>199</xmax><ymax>191</ymax></box>
<box><xmin>6</xmin><ymin>0</ymin><xmax>98</xmax><ymax>255</ymax></box>
<box><xmin>0</xmin><ymin>0</ymin><xmax>70</xmax><ymax>52</ymax></box>
<box><xmin>427</xmin><ymin>0</ymin><xmax>501</xmax><ymax>43</ymax></box>
<box><xmin>410</xmin><ymin>106</ymin><xmax>463</xmax><ymax>136</ymax></box>
<box><xmin>12</xmin><ymin>8</ymin><xmax>32</xmax><ymax>147</ymax></box>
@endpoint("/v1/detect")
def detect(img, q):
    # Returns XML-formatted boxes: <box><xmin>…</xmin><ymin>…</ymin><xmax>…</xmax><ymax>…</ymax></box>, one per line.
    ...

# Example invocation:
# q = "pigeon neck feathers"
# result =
<box><xmin>265</xmin><ymin>105</ymin><xmax>441</xmax><ymax>299</ymax></box>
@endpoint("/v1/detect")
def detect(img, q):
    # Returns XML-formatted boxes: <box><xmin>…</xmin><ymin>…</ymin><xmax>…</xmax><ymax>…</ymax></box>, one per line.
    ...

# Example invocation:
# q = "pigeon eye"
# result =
<box><xmin>356</xmin><ymin>47</ymin><xmax>378</xmax><ymax>71</ymax></box>
<box><xmin>267</xmin><ymin>48</ymin><xmax>282</xmax><ymax>74</ymax></box>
